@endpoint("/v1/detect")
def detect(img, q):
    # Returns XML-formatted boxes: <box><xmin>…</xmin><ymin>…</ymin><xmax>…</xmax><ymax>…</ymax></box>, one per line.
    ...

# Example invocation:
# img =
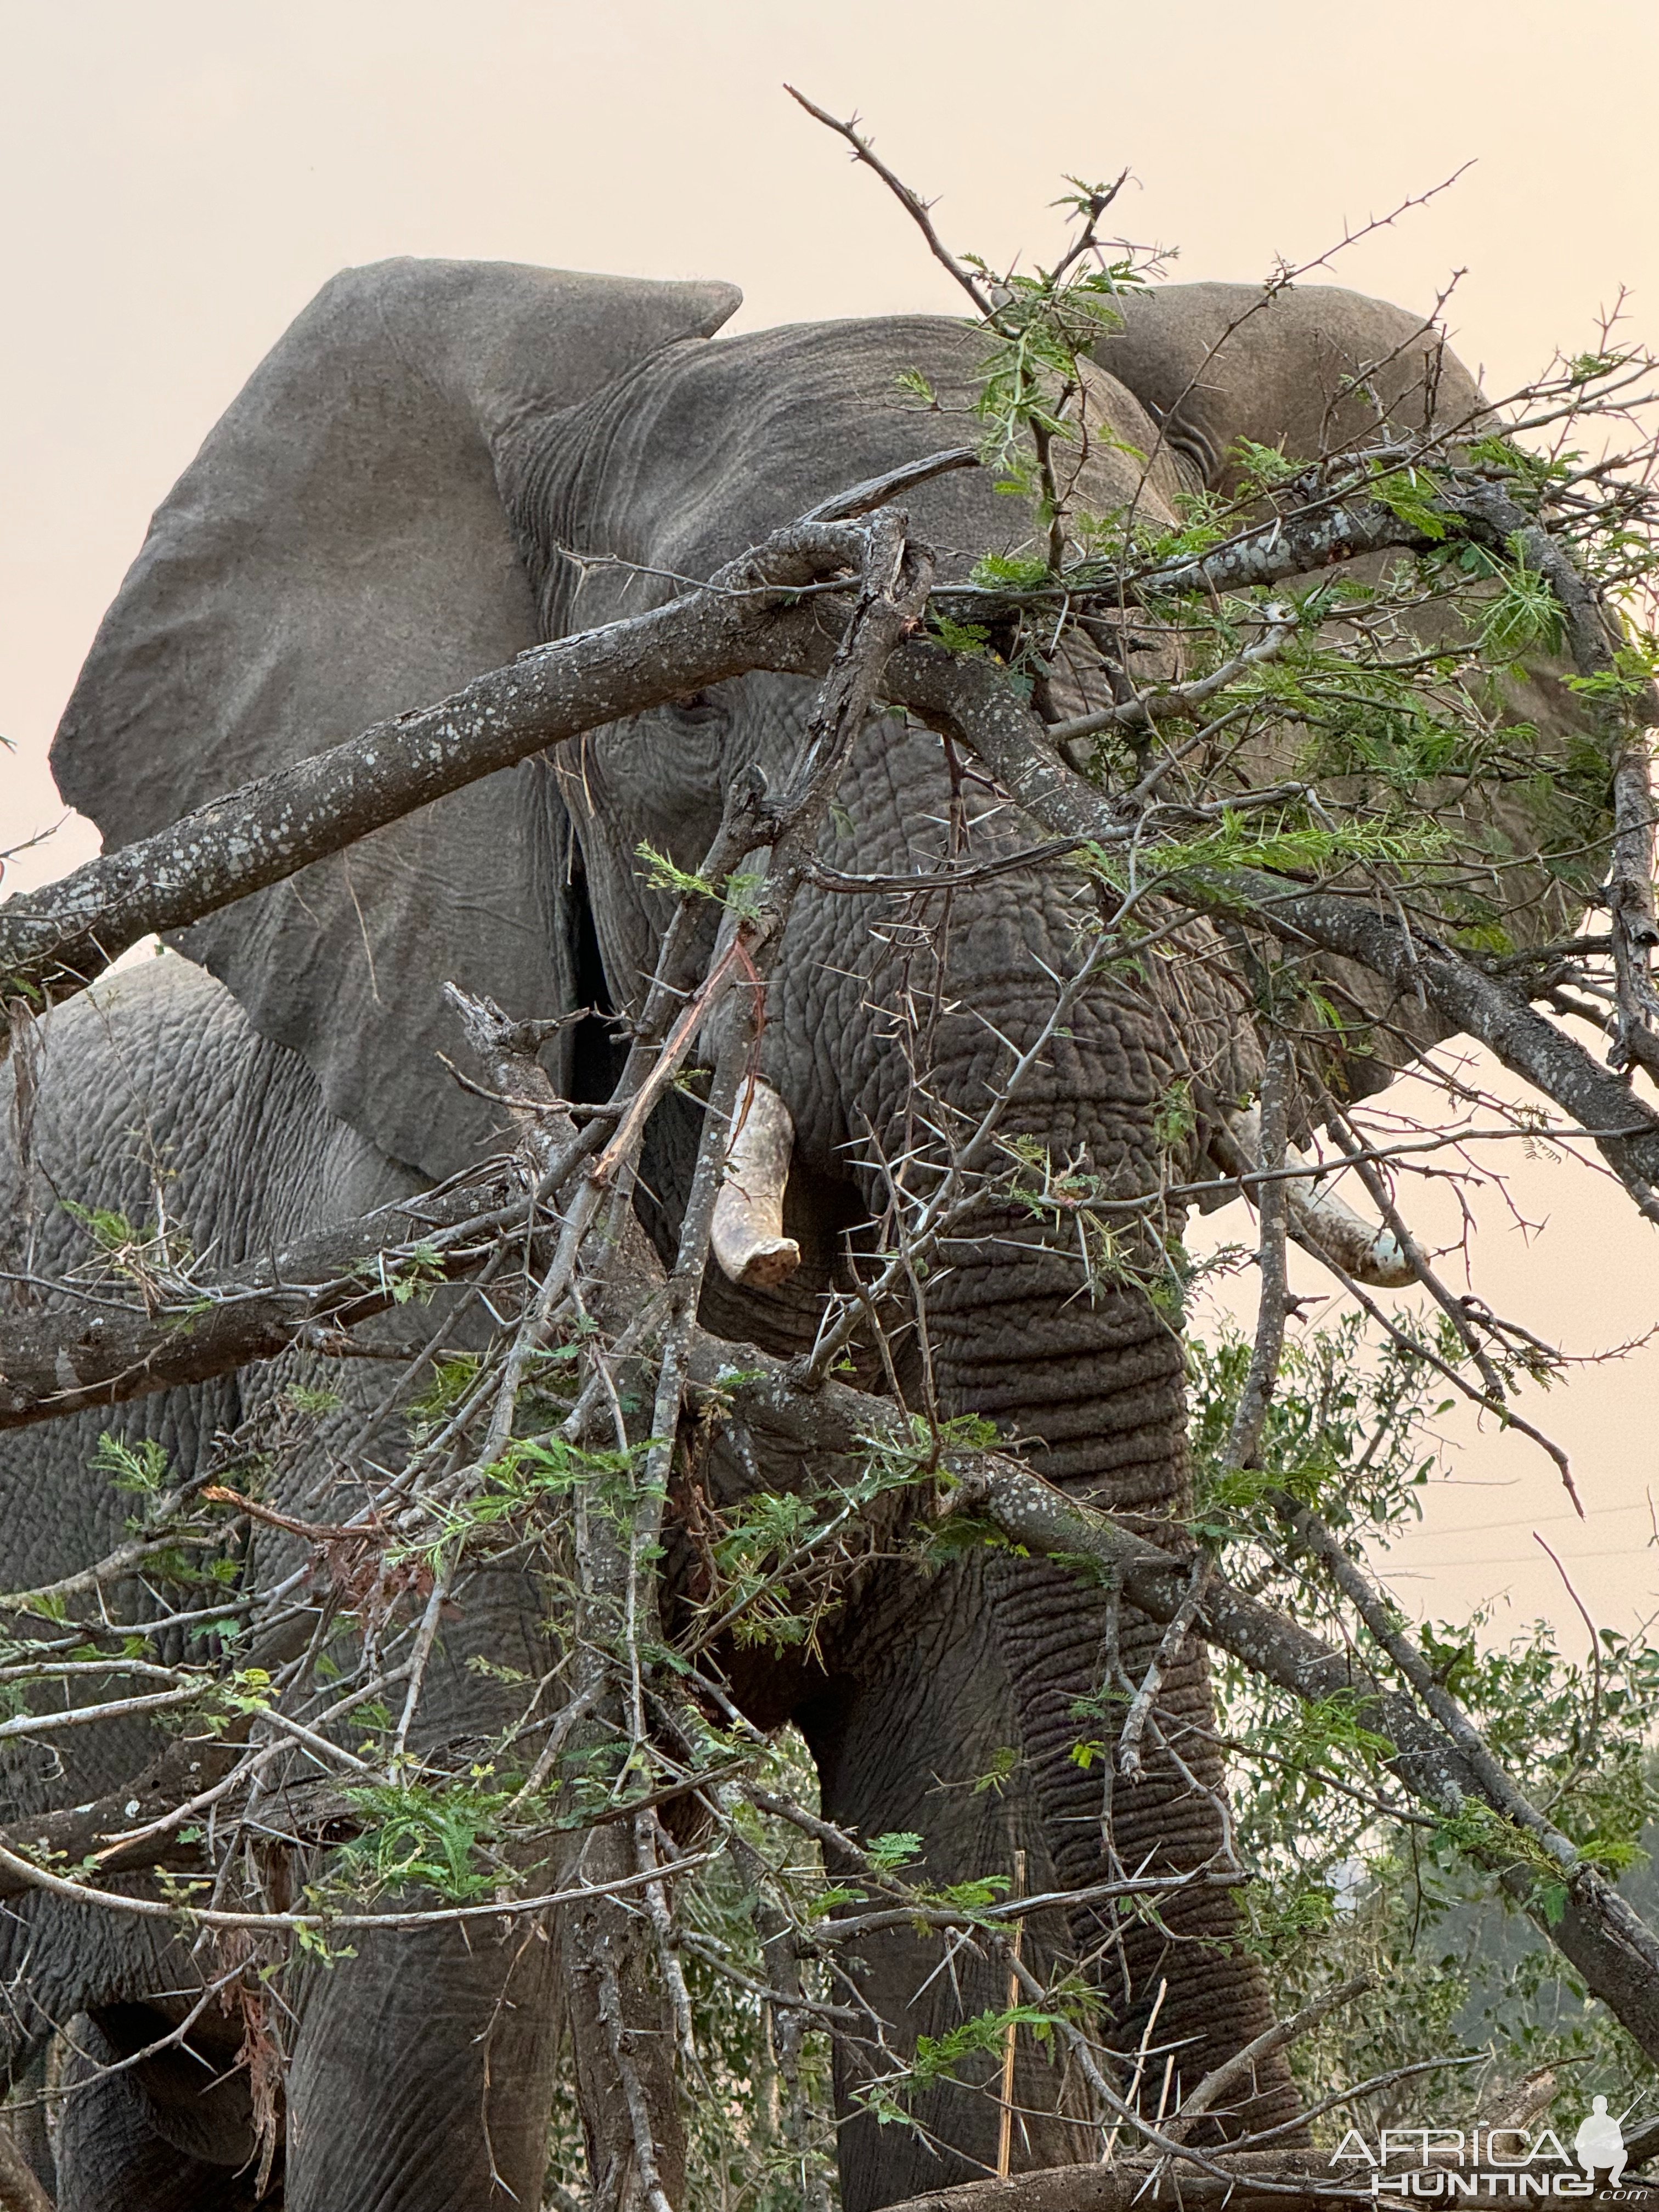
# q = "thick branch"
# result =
<box><xmin>931</xmin><ymin>488</ymin><xmax>1430</xmax><ymax>623</ymax></box>
<box><xmin>876</xmin><ymin>641</ymin><xmax>1659</xmax><ymax>1208</ymax></box>
<box><xmin>877</xmin><ymin>2152</ymin><xmax>1657</xmax><ymax>2212</ymax></box>
<box><xmin>0</xmin><ymin>1171</ymin><xmax>522</xmax><ymax>1427</ymax></box>
<box><xmin>0</xmin><ymin>521</ymin><xmax>872</xmax><ymax>1008</ymax></box>
<box><xmin>944</xmin><ymin>1457</ymin><xmax>1659</xmax><ymax>2067</ymax></box>
<box><xmin>1165</xmin><ymin>1973</ymin><xmax>1373</xmax><ymax>2142</ymax></box>
<box><xmin>1247</xmin><ymin>875</ymin><xmax>1659</xmax><ymax>1201</ymax></box>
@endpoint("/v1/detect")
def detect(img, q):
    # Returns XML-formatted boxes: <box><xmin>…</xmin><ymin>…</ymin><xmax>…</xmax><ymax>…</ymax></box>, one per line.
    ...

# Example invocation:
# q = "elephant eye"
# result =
<box><xmin>669</xmin><ymin>690</ymin><xmax>726</xmax><ymax>727</ymax></box>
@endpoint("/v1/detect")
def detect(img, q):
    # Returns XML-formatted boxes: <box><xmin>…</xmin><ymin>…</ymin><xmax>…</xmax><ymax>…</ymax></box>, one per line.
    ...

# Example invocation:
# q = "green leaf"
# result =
<box><xmin>90</xmin><ymin>1434</ymin><xmax>172</xmax><ymax>1495</ymax></box>
<box><xmin>867</xmin><ymin>1830</ymin><xmax>924</xmax><ymax>1871</ymax></box>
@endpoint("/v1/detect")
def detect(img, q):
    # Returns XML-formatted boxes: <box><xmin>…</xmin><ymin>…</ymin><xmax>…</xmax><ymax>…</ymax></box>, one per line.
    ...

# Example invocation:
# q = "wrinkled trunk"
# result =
<box><xmin>928</xmin><ymin>1224</ymin><xmax>1301</xmax><ymax>2140</ymax></box>
<box><xmin>787</xmin><ymin>778</ymin><xmax>1298</xmax><ymax>2178</ymax></box>
<box><xmin>799</xmin><ymin>1549</ymin><xmax>1097</xmax><ymax>2212</ymax></box>
<box><xmin>283</xmin><ymin>1914</ymin><xmax>563</xmax><ymax>2212</ymax></box>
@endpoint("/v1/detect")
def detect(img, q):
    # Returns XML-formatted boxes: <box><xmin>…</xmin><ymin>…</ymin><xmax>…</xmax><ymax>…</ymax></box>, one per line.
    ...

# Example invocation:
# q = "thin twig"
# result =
<box><xmin>785</xmin><ymin>88</ymin><xmax>996</xmax><ymax>319</ymax></box>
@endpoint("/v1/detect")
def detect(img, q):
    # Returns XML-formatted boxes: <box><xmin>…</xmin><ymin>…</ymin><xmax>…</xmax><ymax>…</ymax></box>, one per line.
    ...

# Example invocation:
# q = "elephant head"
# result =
<box><xmin>47</xmin><ymin>262</ymin><xmax>1582</xmax><ymax>2207</ymax></box>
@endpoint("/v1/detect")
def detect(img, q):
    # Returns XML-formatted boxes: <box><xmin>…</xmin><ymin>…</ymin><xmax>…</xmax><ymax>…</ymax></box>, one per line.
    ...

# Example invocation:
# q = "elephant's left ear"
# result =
<box><xmin>50</xmin><ymin>258</ymin><xmax>741</xmax><ymax>1179</ymax></box>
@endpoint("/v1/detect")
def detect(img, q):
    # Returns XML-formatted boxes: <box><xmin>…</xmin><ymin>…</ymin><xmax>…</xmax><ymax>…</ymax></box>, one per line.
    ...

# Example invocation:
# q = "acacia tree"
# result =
<box><xmin>3</xmin><ymin>96</ymin><xmax>1659</xmax><ymax>2212</ymax></box>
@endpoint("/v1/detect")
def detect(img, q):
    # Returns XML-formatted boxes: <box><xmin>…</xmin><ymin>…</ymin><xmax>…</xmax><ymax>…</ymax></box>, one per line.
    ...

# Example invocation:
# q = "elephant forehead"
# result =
<box><xmin>536</xmin><ymin>315</ymin><xmax>1176</xmax><ymax>590</ymax></box>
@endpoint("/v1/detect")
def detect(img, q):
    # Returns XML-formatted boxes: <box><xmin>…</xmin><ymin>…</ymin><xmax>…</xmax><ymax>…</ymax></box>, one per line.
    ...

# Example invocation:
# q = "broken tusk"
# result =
<box><xmin>1216</xmin><ymin>1106</ymin><xmax>1414</xmax><ymax>1290</ymax></box>
<box><xmin>1292</xmin><ymin>1170</ymin><xmax>1413</xmax><ymax>1288</ymax></box>
<box><xmin>712</xmin><ymin>1081</ymin><xmax>802</xmax><ymax>1291</ymax></box>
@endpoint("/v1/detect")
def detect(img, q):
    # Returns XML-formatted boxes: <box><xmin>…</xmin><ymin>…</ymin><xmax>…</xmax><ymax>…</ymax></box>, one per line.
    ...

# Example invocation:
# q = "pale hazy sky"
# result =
<box><xmin>5</xmin><ymin>1</ymin><xmax>1659</xmax><ymax>1641</ymax></box>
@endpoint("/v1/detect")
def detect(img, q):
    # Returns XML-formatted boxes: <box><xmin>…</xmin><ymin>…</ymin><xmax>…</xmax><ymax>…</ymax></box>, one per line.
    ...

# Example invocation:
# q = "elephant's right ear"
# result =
<box><xmin>50</xmin><ymin>258</ymin><xmax>740</xmax><ymax>1179</ymax></box>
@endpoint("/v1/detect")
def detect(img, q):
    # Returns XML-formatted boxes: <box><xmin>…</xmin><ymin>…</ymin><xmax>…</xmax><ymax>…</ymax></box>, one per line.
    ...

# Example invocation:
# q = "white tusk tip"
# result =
<box><xmin>728</xmin><ymin>1237</ymin><xmax>802</xmax><ymax>1290</ymax></box>
<box><xmin>1358</xmin><ymin>1233</ymin><xmax>1415</xmax><ymax>1289</ymax></box>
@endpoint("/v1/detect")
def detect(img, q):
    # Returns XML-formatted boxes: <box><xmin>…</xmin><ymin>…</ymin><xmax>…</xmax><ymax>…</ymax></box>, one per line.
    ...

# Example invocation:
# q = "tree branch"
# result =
<box><xmin>0</xmin><ymin>1169</ymin><xmax>523</xmax><ymax>1427</ymax></box>
<box><xmin>785</xmin><ymin>87</ymin><xmax>997</xmax><ymax>320</ymax></box>
<box><xmin>875</xmin><ymin>640</ymin><xmax>1659</xmax><ymax>1213</ymax></box>
<box><xmin>873</xmin><ymin>2148</ymin><xmax>1655</xmax><ymax>2212</ymax></box>
<box><xmin>0</xmin><ymin>517</ymin><xmax>881</xmax><ymax>1010</ymax></box>
<box><xmin>1164</xmin><ymin>1973</ymin><xmax>1373</xmax><ymax>2141</ymax></box>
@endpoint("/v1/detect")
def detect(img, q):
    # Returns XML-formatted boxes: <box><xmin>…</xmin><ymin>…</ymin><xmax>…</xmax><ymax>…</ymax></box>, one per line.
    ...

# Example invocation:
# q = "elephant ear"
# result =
<box><xmin>50</xmin><ymin>257</ymin><xmax>741</xmax><ymax>1179</ymax></box>
<box><xmin>1096</xmin><ymin>283</ymin><xmax>1606</xmax><ymax>1098</ymax></box>
<box><xmin>1092</xmin><ymin>281</ymin><xmax>1485</xmax><ymax>491</ymax></box>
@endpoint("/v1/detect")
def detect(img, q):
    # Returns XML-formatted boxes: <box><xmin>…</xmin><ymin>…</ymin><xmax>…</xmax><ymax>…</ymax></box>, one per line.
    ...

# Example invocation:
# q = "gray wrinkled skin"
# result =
<box><xmin>10</xmin><ymin>263</ymin><xmax>1507</xmax><ymax>2209</ymax></box>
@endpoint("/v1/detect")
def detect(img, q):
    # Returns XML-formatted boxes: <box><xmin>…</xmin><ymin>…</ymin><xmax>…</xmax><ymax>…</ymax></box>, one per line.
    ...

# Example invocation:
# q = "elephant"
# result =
<box><xmin>0</xmin><ymin>259</ymin><xmax>1598</xmax><ymax>2210</ymax></box>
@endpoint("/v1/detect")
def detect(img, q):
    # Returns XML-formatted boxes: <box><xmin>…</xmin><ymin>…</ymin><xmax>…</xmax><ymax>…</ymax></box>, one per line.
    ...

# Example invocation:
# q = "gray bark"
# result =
<box><xmin>0</xmin><ymin>1169</ymin><xmax>522</xmax><ymax>1426</ymax></box>
<box><xmin>0</xmin><ymin>520</ymin><xmax>870</xmax><ymax>1009</ymax></box>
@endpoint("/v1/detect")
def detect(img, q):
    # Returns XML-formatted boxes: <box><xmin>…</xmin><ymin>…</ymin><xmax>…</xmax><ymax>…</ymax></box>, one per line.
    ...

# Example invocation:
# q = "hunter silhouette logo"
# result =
<box><xmin>1575</xmin><ymin>2101</ymin><xmax>1628</xmax><ymax>2189</ymax></box>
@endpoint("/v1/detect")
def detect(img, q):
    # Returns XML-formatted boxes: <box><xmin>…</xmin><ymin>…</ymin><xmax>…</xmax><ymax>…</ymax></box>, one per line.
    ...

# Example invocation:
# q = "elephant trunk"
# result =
<box><xmin>927</xmin><ymin>1225</ymin><xmax>1302</xmax><ymax>2139</ymax></box>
